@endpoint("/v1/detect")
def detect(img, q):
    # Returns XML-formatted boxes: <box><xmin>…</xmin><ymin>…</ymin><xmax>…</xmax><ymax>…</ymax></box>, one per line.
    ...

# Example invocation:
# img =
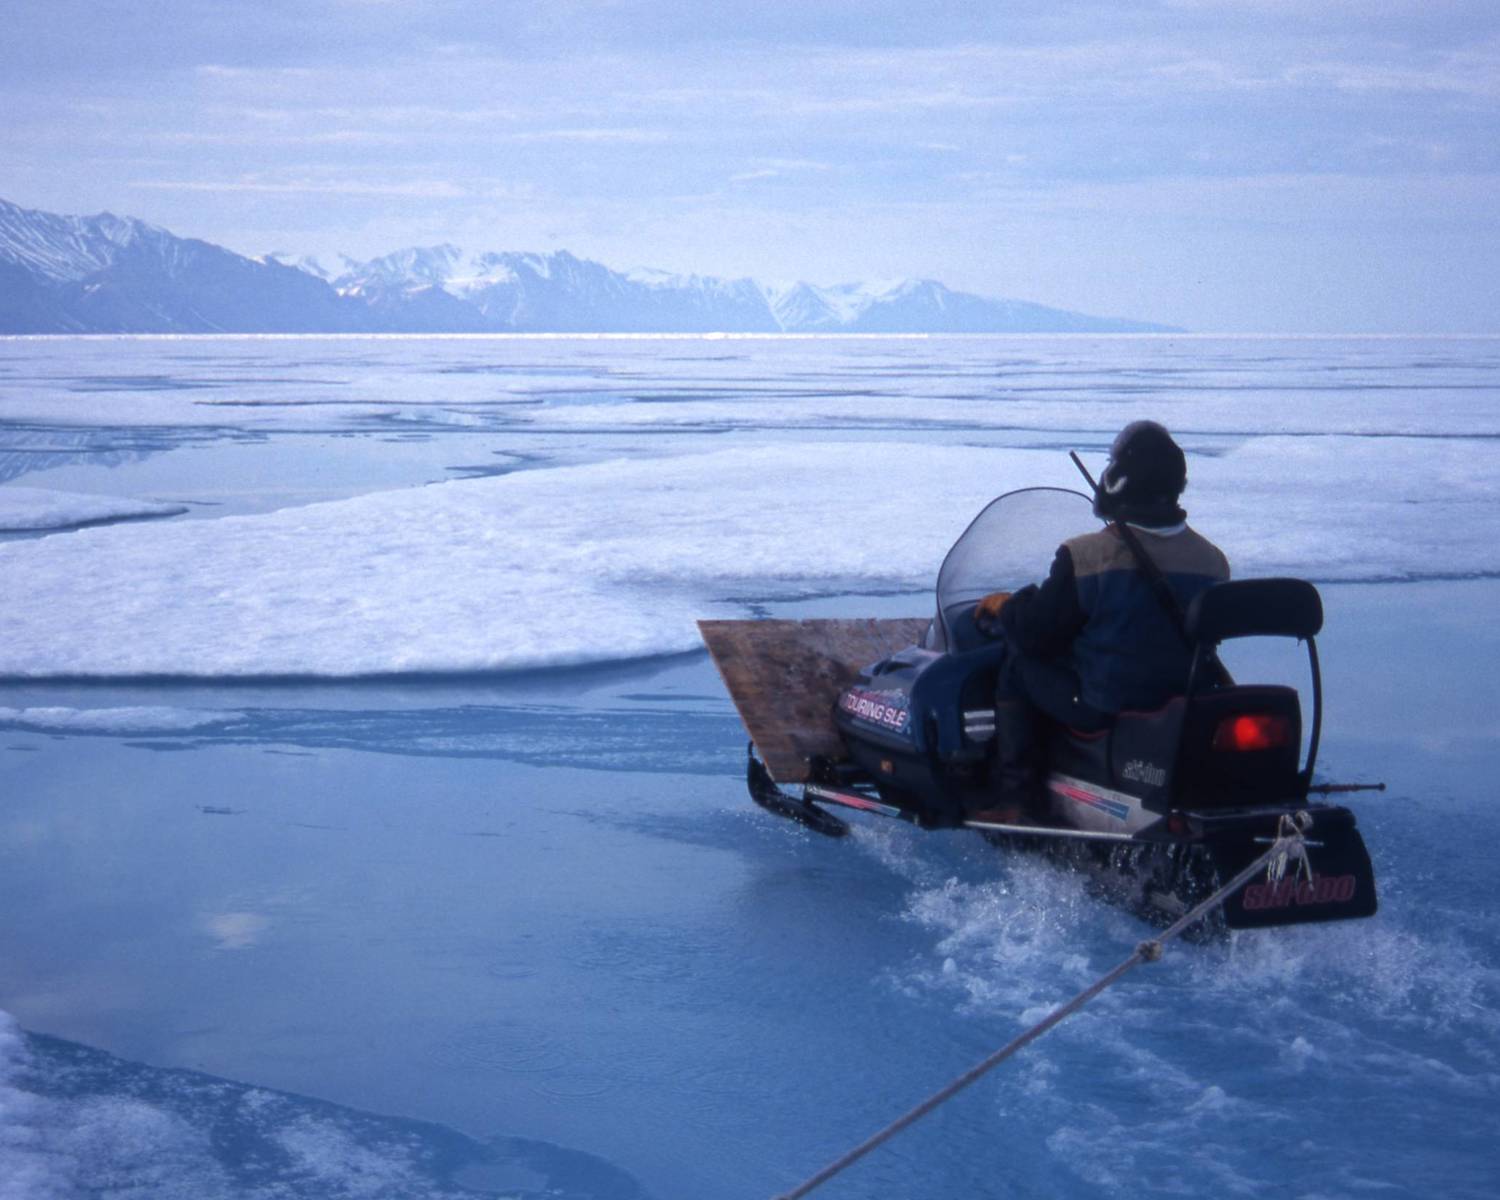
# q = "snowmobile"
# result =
<box><xmin>700</xmin><ymin>485</ymin><xmax>1379</xmax><ymax>931</ymax></box>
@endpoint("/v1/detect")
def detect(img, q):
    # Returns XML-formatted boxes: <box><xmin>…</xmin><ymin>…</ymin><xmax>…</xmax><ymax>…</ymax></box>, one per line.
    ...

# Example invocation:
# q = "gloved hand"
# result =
<box><xmin>973</xmin><ymin>591</ymin><xmax>1012</xmax><ymax>636</ymax></box>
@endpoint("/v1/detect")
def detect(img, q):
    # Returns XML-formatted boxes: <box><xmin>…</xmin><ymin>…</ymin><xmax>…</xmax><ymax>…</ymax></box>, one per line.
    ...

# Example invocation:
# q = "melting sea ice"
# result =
<box><xmin>1</xmin><ymin>334</ymin><xmax>1498</xmax><ymax>1198</ymax></box>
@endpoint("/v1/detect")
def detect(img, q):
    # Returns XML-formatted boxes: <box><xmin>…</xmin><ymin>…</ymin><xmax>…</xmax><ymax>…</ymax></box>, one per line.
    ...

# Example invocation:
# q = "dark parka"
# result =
<box><xmin>999</xmin><ymin>523</ymin><xmax>1230</xmax><ymax>713</ymax></box>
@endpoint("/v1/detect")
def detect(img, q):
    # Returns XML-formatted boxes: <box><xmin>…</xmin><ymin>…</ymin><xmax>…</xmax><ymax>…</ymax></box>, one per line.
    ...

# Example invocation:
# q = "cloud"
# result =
<box><xmin>157</xmin><ymin>129</ymin><xmax>415</xmax><ymax>148</ymax></box>
<box><xmin>129</xmin><ymin>177</ymin><xmax>472</xmax><ymax>198</ymax></box>
<box><xmin>194</xmin><ymin>63</ymin><xmax>321</xmax><ymax>82</ymax></box>
<box><xmin>504</xmin><ymin>127</ymin><xmax>670</xmax><ymax>144</ymax></box>
<box><xmin>1287</xmin><ymin>52</ymin><xmax>1500</xmax><ymax>99</ymax></box>
<box><xmin>729</xmin><ymin>158</ymin><xmax>834</xmax><ymax>182</ymax></box>
<box><xmin>6</xmin><ymin>0</ymin><xmax>1498</xmax><ymax>334</ymax></box>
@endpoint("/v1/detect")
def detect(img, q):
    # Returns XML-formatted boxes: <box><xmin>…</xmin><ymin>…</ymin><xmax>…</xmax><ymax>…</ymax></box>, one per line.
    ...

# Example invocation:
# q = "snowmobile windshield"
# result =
<box><xmin>931</xmin><ymin>487</ymin><xmax>1094</xmax><ymax>652</ymax></box>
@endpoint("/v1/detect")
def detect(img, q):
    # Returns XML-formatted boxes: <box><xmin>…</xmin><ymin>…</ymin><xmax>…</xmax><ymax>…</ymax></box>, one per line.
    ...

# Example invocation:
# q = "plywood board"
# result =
<box><xmin>698</xmin><ymin>617</ymin><xmax>929</xmax><ymax>784</ymax></box>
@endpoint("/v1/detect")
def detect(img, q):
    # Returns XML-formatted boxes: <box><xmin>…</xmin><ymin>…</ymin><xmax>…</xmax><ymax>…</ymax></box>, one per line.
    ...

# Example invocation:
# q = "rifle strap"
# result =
<box><xmin>1111</xmin><ymin>519</ymin><xmax>1232</xmax><ymax>687</ymax></box>
<box><xmin>1110</xmin><ymin>519</ymin><xmax>1191</xmax><ymax>645</ymax></box>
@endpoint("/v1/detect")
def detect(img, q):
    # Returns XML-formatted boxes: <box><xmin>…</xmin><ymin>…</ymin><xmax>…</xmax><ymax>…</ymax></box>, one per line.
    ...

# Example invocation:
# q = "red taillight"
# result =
<box><xmin>1213</xmin><ymin>714</ymin><xmax>1291</xmax><ymax>752</ymax></box>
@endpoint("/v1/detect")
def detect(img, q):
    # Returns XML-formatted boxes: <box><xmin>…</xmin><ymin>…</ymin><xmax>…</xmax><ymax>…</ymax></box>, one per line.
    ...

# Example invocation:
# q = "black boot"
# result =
<box><xmin>990</xmin><ymin>698</ymin><xmax>1047</xmax><ymax>821</ymax></box>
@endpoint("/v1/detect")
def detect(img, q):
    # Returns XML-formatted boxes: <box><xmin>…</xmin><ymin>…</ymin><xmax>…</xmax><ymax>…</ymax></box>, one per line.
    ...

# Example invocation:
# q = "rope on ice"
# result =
<box><xmin>770</xmin><ymin>811</ymin><xmax>1315</xmax><ymax>1200</ymax></box>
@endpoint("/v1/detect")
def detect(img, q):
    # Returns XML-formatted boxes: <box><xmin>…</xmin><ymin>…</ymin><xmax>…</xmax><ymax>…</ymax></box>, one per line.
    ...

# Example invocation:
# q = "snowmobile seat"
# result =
<box><xmin>1050</xmin><ymin>681</ymin><xmax>1305</xmax><ymax>812</ymax></box>
<box><xmin>1048</xmin><ymin>696</ymin><xmax>1188</xmax><ymax>813</ymax></box>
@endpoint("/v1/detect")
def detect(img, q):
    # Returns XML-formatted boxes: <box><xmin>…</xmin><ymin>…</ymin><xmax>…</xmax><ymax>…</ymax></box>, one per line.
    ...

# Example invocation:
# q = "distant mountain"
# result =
<box><xmin>337</xmin><ymin>251</ymin><xmax>784</xmax><ymax>333</ymax></box>
<box><xmin>328</xmin><ymin>245</ymin><xmax>490</xmax><ymax>333</ymax></box>
<box><xmin>0</xmin><ymin>197</ymin><xmax>1177</xmax><ymax>334</ymax></box>
<box><xmin>0</xmin><ymin>198</ymin><xmax>366</xmax><ymax>334</ymax></box>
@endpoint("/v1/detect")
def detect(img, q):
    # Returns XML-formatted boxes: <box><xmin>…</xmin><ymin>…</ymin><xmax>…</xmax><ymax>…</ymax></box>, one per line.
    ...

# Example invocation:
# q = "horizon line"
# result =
<box><xmin>5</xmin><ymin>331</ymin><xmax>1500</xmax><ymax>342</ymax></box>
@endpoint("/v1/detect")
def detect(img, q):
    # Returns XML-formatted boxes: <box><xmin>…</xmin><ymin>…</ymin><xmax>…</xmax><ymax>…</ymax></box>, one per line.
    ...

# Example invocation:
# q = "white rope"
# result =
<box><xmin>770</xmin><ymin>813</ymin><xmax>1312</xmax><ymax>1200</ymax></box>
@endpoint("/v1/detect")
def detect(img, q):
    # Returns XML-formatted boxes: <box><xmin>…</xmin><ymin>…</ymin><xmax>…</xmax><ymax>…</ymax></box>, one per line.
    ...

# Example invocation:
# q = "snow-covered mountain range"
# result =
<box><xmin>1</xmin><ymin>197</ymin><xmax>1176</xmax><ymax>334</ymax></box>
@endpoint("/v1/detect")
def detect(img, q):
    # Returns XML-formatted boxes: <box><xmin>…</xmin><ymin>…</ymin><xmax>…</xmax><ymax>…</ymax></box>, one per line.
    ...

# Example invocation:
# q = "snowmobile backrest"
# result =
<box><xmin>1181</xmin><ymin>578</ymin><xmax>1325</xmax><ymax>799</ymax></box>
<box><xmin>1185</xmin><ymin>578</ymin><xmax>1323</xmax><ymax>645</ymax></box>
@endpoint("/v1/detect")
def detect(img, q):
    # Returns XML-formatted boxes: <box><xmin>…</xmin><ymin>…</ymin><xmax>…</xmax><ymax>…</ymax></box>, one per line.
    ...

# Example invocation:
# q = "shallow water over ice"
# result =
<box><xmin>1</xmin><ymin>335</ymin><xmax>1498</xmax><ymax>1198</ymax></box>
<box><xmin>3</xmin><ymin>607</ymin><xmax>1497</xmax><ymax>1199</ymax></box>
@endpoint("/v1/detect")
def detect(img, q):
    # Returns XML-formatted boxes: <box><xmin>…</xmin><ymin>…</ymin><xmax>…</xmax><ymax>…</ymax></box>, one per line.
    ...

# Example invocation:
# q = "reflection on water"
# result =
<box><xmin>0</xmin><ymin>426</ymin><xmax>171</xmax><ymax>484</ymax></box>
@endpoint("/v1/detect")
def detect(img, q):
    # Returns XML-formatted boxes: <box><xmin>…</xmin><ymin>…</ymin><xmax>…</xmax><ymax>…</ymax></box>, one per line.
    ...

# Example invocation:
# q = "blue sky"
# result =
<box><xmin>3</xmin><ymin>0</ymin><xmax>1498</xmax><ymax>331</ymax></box>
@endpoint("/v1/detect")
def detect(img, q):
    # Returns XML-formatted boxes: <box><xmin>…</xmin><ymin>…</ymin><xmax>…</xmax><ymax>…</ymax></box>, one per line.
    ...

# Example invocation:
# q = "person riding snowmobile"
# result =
<box><xmin>971</xmin><ymin>421</ymin><xmax>1230</xmax><ymax>822</ymax></box>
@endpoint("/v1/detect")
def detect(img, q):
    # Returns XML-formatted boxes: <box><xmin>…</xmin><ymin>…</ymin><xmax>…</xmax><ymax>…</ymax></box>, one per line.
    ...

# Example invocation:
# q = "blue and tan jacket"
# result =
<box><xmin>1000</xmin><ymin>524</ymin><xmax>1230</xmax><ymax>713</ymax></box>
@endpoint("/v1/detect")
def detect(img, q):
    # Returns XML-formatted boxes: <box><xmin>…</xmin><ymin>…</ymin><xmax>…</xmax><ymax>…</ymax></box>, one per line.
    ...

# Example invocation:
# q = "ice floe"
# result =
<box><xmin>0</xmin><ymin>706</ymin><xmax>244</xmax><ymax>733</ymax></box>
<box><xmin>0</xmin><ymin>486</ymin><xmax>185</xmax><ymax>532</ymax></box>
<box><xmin>0</xmin><ymin>1011</ymin><xmax>640</xmax><ymax>1200</ymax></box>
<box><xmin>0</xmin><ymin>435</ymin><xmax>1495</xmax><ymax>678</ymax></box>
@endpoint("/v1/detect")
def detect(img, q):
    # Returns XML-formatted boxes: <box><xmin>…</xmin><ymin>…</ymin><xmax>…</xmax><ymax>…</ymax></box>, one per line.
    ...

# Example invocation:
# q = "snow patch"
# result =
<box><xmin>0</xmin><ymin>487</ymin><xmax>185</xmax><ymax>532</ymax></box>
<box><xmin>1</xmin><ymin>436</ymin><xmax>1497</xmax><ymax>679</ymax></box>
<box><xmin>0</xmin><ymin>707</ymin><xmax>245</xmax><ymax>733</ymax></box>
<box><xmin>0</xmin><ymin>1009</ymin><xmax>546</xmax><ymax>1200</ymax></box>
